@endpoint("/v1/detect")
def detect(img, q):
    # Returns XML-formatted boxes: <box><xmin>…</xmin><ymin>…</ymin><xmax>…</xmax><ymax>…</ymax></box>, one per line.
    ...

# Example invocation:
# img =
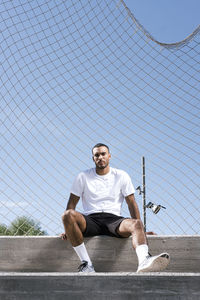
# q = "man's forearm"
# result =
<box><xmin>126</xmin><ymin>194</ymin><xmax>141</xmax><ymax>220</ymax></box>
<box><xmin>128</xmin><ymin>203</ymin><xmax>141</xmax><ymax>219</ymax></box>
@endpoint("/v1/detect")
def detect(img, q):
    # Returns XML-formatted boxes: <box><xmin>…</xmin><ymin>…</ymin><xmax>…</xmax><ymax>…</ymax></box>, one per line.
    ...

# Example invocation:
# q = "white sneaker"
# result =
<box><xmin>137</xmin><ymin>253</ymin><xmax>170</xmax><ymax>273</ymax></box>
<box><xmin>78</xmin><ymin>260</ymin><xmax>95</xmax><ymax>273</ymax></box>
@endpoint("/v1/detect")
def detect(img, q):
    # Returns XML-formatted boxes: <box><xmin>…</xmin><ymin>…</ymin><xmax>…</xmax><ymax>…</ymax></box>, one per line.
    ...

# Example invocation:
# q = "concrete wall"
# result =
<box><xmin>0</xmin><ymin>272</ymin><xmax>200</xmax><ymax>300</ymax></box>
<box><xmin>0</xmin><ymin>235</ymin><xmax>200</xmax><ymax>273</ymax></box>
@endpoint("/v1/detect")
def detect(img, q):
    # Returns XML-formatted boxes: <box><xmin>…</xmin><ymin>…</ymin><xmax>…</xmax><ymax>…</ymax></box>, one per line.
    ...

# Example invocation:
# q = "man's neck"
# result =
<box><xmin>96</xmin><ymin>166</ymin><xmax>110</xmax><ymax>176</ymax></box>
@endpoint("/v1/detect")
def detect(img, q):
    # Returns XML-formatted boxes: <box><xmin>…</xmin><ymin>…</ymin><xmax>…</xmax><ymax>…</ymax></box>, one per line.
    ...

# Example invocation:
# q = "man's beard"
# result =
<box><xmin>96</xmin><ymin>162</ymin><xmax>108</xmax><ymax>169</ymax></box>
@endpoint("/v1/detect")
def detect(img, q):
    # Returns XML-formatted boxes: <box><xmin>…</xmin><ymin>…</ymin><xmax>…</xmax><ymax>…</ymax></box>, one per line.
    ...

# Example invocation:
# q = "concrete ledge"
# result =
<box><xmin>0</xmin><ymin>235</ymin><xmax>200</xmax><ymax>273</ymax></box>
<box><xmin>0</xmin><ymin>272</ymin><xmax>200</xmax><ymax>300</ymax></box>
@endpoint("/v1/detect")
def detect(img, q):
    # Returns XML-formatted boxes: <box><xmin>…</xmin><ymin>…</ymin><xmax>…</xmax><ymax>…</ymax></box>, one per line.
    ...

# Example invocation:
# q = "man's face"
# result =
<box><xmin>92</xmin><ymin>146</ymin><xmax>111</xmax><ymax>170</ymax></box>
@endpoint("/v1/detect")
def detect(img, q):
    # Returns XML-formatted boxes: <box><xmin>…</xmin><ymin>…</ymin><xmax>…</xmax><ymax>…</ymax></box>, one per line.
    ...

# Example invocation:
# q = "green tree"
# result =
<box><xmin>0</xmin><ymin>216</ymin><xmax>47</xmax><ymax>236</ymax></box>
<box><xmin>0</xmin><ymin>224</ymin><xmax>11</xmax><ymax>236</ymax></box>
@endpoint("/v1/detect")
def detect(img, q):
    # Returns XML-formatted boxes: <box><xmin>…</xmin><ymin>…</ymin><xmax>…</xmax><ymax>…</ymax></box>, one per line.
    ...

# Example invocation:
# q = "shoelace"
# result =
<box><xmin>78</xmin><ymin>260</ymin><xmax>88</xmax><ymax>272</ymax></box>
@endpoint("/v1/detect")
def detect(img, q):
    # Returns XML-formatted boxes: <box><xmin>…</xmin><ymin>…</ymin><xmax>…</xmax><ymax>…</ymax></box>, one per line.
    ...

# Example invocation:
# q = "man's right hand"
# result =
<box><xmin>60</xmin><ymin>233</ymin><xmax>67</xmax><ymax>240</ymax></box>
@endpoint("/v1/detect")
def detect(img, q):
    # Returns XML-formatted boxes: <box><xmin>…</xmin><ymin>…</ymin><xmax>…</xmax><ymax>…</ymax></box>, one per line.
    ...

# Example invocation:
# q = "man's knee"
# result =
<box><xmin>130</xmin><ymin>219</ymin><xmax>144</xmax><ymax>232</ymax></box>
<box><xmin>62</xmin><ymin>209</ymin><xmax>77</xmax><ymax>225</ymax></box>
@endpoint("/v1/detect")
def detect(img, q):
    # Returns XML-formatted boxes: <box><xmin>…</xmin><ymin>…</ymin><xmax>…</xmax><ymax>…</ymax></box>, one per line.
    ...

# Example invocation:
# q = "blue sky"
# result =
<box><xmin>126</xmin><ymin>0</ymin><xmax>200</xmax><ymax>43</ymax></box>
<box><xmin>0</xmin><ymin>0</ymin><xmax>199</xmax><ymax>235</ymax></box>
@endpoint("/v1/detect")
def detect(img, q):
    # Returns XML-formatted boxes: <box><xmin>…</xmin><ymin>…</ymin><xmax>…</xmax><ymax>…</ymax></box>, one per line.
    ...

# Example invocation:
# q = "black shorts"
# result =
<box><xmin>83</xmin><ymin>212</ymin><xmax>127</xmax><ymax>238</ymax></box>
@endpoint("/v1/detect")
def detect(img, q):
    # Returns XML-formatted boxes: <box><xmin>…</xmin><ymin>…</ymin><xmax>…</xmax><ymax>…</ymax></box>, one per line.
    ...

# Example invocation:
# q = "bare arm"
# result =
<box><xmin>125</xmin><ymin>193</ymin><xmax>141</xmax><ymax>220</ymax></box>
<box><xmin>66</xmin><ymin>193</ymin><xmax>80</xmax><ymax>210</ymax></box>
<box><xmin>125</xmin><ymin>194</ymin><xmax>157</xmax><ymax>235</ymax></box>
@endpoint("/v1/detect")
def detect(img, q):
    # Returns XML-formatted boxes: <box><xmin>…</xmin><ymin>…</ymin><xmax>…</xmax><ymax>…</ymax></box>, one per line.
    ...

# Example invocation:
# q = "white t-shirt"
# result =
<box><xmin>70</xmin><ymin>167</ymin><xmax>135</xmax><ymax>216</ymax></box>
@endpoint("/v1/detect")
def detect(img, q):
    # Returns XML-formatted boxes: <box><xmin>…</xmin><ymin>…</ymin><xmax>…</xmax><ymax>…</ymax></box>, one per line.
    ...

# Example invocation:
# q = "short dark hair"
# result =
<box><xmin>92</xmin><ymin>143</ymin><xmax>110</xmax><ymax>153</ymax></box>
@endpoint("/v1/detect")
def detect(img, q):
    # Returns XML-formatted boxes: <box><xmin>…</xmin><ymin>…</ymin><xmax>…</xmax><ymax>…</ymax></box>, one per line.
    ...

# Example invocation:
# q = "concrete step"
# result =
<box><xmin>0</xmin><ymin>236</ymin><xmax>200</xmax><ymax>273</ymax></box>
<box><xmin>0</xmin><ymin>272</ymin><xmax>200</xmax><ymax>300</ymax></box>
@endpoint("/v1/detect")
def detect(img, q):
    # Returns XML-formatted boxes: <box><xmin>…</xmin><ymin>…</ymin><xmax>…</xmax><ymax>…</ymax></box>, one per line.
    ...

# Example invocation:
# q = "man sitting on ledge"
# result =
<box><xmin>61</xmin><ymin>143</ymin><xmax>170</xmax><ymax>273</ymax></box>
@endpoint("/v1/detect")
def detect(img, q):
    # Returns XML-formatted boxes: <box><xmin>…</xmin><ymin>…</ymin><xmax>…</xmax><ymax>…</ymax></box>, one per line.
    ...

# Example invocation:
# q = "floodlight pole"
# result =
<box><xmin>142</xmin><ymin>156</ymin><xmax>146</xmax><ymax>232</ymax></box>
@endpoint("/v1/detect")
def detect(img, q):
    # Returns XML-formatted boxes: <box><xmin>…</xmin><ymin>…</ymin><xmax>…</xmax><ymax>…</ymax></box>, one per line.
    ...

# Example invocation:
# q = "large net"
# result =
<box><xmin>1</xmin><ymin>0</ymin><xmax>200</xmax><ymax>235</ymax></box>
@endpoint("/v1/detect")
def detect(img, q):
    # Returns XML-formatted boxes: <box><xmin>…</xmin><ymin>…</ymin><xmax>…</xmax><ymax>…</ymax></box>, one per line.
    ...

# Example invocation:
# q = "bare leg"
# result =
<box><xmin>62</xmin><ymin>209</ymin><xmax>95</xmax><ymax>272</ymax></box>
<box><xmin>62</xmin><ymin>209</ymin><xmax>86</xmax><ymax>247</ymax></box>
<box><xmin>117</xmin><ymin>218</ymin><xmax>170</xmax><ymax>273</ymax></box>
<box><xmin>117</xmin><ymin>219</ymin><xmax>147</xmax><ymax>248</ymax></box>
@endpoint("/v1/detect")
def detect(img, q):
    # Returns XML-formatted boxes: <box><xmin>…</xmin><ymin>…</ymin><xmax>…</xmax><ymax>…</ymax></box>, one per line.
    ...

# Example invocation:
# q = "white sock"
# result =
<box><xmin>136</xmin><ymin>244</ymin><xmax>149</xmax><ymax>265</ymax></box>
<box><xmin>73</xmin><ymin>242</ymin><xmax>92</xmax><ymax>266</ymax></box>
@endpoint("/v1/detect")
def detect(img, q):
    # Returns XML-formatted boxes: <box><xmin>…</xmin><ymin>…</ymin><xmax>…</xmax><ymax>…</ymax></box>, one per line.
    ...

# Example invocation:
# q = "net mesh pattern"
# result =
<box><xmin>0</xmin><ymin>0</ymin><xmax>200</xmax><ymax>235</ymax></box>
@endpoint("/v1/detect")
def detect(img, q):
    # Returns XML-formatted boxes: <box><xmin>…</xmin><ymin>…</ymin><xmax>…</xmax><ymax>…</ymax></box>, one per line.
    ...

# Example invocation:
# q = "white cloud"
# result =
<box><xmin>0</xmin><ymin>201</ymin><xmax>28</xmax><ymax>208</ymax></box>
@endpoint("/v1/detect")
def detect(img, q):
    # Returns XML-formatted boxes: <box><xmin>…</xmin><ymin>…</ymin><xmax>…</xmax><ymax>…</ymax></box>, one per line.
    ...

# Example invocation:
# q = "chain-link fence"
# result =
<box><xmin>1</xmin><ymin>0</ymin><xmax>200</xmax><ymax>235</ymax></box>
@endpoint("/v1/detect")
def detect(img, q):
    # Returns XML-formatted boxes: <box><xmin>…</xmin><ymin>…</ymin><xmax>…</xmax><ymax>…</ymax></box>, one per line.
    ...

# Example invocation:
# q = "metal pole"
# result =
<box><xmin>142</xmin><ymin>156</ymin><xmax>146</xmax><ymax>232</ymax></box>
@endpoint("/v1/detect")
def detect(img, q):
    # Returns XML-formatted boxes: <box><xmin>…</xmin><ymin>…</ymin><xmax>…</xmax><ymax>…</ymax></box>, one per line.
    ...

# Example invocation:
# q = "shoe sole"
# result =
<box><xmin>137</xmin><ymin>253</ymin><xmax>170</xmax><ymax>273</ymax></box>
<box><xmin>78</xmin><ymin>271</ymin><xmax>96</xmax><ymax>273</ymax></box>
